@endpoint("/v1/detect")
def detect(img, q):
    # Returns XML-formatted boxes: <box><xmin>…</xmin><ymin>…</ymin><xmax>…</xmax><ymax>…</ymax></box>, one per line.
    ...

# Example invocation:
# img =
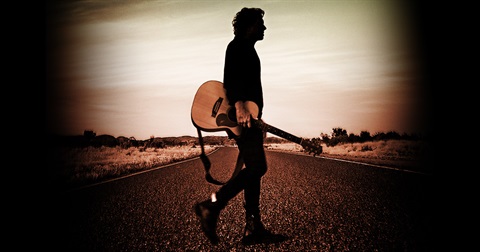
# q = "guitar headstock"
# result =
<box><xmin>300</xmin><ymin>138</ymin><xmax>323</xmax><ymax>157</ymax></box>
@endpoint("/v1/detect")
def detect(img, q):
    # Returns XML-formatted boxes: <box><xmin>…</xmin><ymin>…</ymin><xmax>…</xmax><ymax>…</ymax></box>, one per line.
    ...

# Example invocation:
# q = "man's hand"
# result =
<box><xmin>235</xmin><ymin>101</ymin><xmax>252</xmax><ymax>128</ymax></box>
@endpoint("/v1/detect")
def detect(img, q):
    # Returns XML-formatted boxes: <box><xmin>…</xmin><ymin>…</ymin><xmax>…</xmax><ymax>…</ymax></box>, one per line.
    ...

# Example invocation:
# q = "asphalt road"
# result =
<box><xmin>51</xmin><ymin>147</ymin><xmax>432</xmax><ymax>251</ymax></box>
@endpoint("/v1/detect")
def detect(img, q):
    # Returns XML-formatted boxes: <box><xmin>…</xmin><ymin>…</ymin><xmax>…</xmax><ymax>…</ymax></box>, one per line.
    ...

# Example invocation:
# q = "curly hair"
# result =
<box><xmin>232</xmin><ymin>7</ymin><xmax>265</xmax><ymax>36</ymax></box>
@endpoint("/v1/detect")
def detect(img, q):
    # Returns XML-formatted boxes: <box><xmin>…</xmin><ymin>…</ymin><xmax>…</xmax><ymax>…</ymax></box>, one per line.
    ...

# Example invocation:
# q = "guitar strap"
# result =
<box><xmin>196</xmin><ymin>127</ymin><xmax>244</xmax><ymax>185</ymax></box>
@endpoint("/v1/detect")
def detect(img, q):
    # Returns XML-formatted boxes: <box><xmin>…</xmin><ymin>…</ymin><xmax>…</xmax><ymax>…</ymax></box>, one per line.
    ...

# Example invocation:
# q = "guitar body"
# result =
<box><xmin>191</xmin><ymin>80</ymin><xmax>258</xmax><ymax>137</ymax></box>
<box><xmin>192</xmin><ymin>80</ymin><xmax>323</xmax><ymax>156</ymax></box>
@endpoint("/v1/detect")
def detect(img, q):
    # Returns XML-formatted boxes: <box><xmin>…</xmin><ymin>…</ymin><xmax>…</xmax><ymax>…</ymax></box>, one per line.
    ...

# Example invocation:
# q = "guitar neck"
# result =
<box><xmin>255</xmin><ymin>120</ymin><xmax>303</xmax><ymax>145</ymax></box>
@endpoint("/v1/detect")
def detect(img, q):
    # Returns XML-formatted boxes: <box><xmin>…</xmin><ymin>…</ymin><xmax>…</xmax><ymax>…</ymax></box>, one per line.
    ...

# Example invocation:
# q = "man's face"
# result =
<box><xmin>246</xmin><ymin>18</ymin><xmax>266</xmax><ymax>41</ymax></box>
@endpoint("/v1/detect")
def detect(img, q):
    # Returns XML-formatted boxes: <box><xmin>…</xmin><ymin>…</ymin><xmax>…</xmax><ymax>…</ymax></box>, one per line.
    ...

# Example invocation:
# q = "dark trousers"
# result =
<box><xmin>215</xmin><ymin>126</ymin><xmax>267</xmax><ymax>216</ymax></box>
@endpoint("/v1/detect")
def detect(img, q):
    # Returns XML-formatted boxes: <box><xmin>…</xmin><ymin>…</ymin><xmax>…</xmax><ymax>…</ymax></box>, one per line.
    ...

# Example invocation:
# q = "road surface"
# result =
<box><xmin>50</xmin><ymin>147</ymin><xmax>432</xmax><ymax>251</ymax></box>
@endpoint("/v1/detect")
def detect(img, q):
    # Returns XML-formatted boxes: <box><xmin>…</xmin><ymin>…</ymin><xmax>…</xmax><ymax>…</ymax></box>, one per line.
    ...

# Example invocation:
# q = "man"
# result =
<box><xmin>194</xmin><ymin>7</ymin><xmax>284</xmax><ymax>245</ymax></box>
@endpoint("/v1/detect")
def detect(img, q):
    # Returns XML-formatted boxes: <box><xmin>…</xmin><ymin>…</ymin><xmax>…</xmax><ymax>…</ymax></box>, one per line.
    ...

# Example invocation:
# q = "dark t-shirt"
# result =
<box><xmin>223</xmin><ymin>37</ymin><xmax>263</xmax><ymax>119</ymax></box>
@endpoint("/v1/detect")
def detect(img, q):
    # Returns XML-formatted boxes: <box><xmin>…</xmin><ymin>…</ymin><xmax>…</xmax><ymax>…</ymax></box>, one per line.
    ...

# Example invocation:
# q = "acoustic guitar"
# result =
<box><xmin>191</xmin><ymin>80</ymin><xmax>322</xmax><ymax>156</ymax></box>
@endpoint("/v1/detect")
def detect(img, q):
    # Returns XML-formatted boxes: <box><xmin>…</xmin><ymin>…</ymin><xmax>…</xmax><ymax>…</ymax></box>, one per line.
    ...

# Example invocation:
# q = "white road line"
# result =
<box><xmin>268</xmin><ymin>149</ymin><xmax>431</xmax><ymax>176</ymax></box>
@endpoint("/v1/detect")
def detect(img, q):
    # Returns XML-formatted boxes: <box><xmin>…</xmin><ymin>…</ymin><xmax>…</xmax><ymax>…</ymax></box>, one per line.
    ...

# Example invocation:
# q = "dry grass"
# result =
<box><xmin>267</xmin><ymin>139</ymin><xmax>428</xmax><ymax>159</ymax></box>
<box><xmin>49</xmin><ymin>145</ymin><xmax>216</xmax><ymax>190</ymax></box>
<box><xmin>322</xmin><ymin>140</ymin><xmax>428</xmax><ymax>160</ymax></box>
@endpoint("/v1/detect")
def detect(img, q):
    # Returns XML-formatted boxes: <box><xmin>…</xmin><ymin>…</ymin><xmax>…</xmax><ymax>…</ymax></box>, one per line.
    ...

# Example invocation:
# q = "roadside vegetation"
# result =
<box><xmin>267</xmin><ymin>139</ymin><xmax>431</xmax><ymax>173</ymax></box>
<box><xmin>49</xmin><ymin>127</ymin><xmax>431</xmax><ymax>192</ymax></box>
<box><xmin>48</xmin><ymin>144</ymin><xmax>215</xmax><ymax>191</ymax></box>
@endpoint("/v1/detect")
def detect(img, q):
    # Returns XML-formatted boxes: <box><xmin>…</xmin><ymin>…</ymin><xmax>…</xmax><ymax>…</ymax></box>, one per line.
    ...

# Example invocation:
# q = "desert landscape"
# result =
<box><xmin>48</xmin><ymin>131</ymin><xmax>431</xmax><ymax>193</ymax></box>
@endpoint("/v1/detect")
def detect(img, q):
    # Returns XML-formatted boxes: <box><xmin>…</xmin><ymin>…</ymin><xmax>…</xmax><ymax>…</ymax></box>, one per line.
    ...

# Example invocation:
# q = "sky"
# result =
<box><xmin>46</xmin><ymin>0</ymin><xmax>431</xmax><ymax>140</ymax></box>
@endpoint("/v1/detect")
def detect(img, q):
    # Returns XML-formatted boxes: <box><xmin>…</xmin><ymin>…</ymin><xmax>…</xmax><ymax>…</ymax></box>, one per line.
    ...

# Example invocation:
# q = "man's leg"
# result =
<box><xmin>194</xmin><ymin>149</ymin><xmax>251</xmax><ymax>245</ymax></box>
<box><xmin>238</xmin><ymin>128</ymin><xmax>273</xmax><ymax>244</ymax></box>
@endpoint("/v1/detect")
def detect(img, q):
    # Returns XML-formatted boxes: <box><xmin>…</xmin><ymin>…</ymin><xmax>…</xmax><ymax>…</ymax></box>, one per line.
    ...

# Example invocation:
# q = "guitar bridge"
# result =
<box><xmin>211</xmin><ymin>97</ymin><xmax>223</xmax><ymax>117</ymax></box>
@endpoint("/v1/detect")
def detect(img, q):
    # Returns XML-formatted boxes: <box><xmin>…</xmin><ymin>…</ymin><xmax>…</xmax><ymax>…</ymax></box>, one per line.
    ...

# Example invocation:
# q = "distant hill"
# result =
<box><xmin>49</xmin><ymin>133</ymin><xmax>289</xmax><ymax>148</ymax></box>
